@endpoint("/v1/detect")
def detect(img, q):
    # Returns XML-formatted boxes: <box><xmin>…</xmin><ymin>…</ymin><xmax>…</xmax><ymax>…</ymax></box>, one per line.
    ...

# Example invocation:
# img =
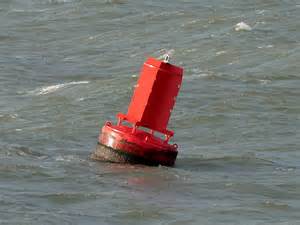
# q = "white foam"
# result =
<box><xmin>234</xmin><ymin>22</ymin><xmax>252</xmax><ymax>31</ymax></box>
<box><xmin>31</xmin><ymin>81</ymin><xmax>89</xmax><ymax>95</ymax></box>
<box><xmin>157</xmin><ymin>49</ymin><xmax>175</xmax><ymax>61</ymax></box>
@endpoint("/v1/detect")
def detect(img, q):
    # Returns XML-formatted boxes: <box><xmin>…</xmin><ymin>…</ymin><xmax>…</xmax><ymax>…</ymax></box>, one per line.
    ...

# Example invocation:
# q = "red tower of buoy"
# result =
<box><xmin>91</xmin><ymin>56</ymin><xmax>183</xmax><ymax>166</ymax></box>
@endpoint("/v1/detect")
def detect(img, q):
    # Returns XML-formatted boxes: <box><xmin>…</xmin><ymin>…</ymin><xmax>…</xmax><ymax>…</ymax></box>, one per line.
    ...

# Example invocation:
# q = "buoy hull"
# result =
<box><xmin>91</xmin><ymin>122</ymin><xmax>178</xmax><ymax>166</ymax></box>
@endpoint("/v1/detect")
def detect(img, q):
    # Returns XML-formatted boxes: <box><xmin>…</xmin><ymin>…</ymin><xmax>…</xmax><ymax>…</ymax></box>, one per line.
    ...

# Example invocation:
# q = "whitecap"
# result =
<box><xmin>55</xmin><ymin>155</ymin><xmax>66</xmax><ymax>161</ymax></box>
<box><xmin>0</xmin><ymin>113</ymin><xmax>18</xmax><ymax>120</ymax></box>
<box><xmin>234</xmin><ymin>22</ymin><xmax>252</xmax><ymax>31</ymax></box>
<box><xmin>55</xmin><ymin>155</ymin><xmax>83</xmax><ymax>162</ymax></box>
<box><xmin>48</xmin><ymin>0</ymin><xmax>74</xmax><ymax>3</ymax></box>
<box><xmin>10</xmin><ymin>9</ymin><xmax>26</xmax><ymax>13</ymax></box>
<box><xmin>255</xmin><ymin>10</ymin><xmax>266</xmax><ymax>15</ymax></box>
<box><xmin>31</xmin><ymin>81</ymin><xmax>89</xmax><ymax>95</ymax></box>
<box><xmin>185</xmin><ymin>49</ymin><xmax>197</xmax><ymax>53</ymax></box>
<box><xmin>184</xmin><ymin>74</ymin><xmax>209</xmax><ymax>81</ymax></box>
<box><xmin>10</xmin><ymin>114</ymin><xmax>18</xmax><ymax>119</ymax></box>
<box><xmin>76</xmin><ymin>97</ymin><xmax>85</xmax><ymax>102</ymax></box>
<box><xmin>259</xmin><ymin>79</ymin><xmax>271</xmax><ymax>85</ymax></box>
<box><xmin>257</xmin><ymin>45</ymin><xmax>273</xmax><ymax>49</ymax></box>
<box><xmin>216</xmin><ymin>50</ymin><xmax>226</xmax><ymax>56</ymax></box>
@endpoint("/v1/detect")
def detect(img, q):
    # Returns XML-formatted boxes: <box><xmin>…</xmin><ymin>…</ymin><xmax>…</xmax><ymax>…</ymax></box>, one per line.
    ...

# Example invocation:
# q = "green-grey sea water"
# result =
<box><xmin>1</xmin><ymin>0</ymin><xmax>300</xmax><ymax>224</ymax></box>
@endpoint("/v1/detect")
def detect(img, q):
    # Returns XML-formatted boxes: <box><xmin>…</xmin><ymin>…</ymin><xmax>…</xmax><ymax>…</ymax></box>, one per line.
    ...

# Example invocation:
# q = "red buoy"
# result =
<box><xmin>91</xmin><ymin>56</ymin><xmax>183</xmax><ymax>166</ymax></box>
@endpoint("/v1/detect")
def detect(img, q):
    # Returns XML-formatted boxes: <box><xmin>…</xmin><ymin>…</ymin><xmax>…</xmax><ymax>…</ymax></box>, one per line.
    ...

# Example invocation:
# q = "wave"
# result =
<box><xmin>175</xmin><ymin>154</ymin><xmax>277</xmax><ymax>172</ymax></box>
<box><xmin>30</xmin><ymin>81</ymin><xmax>89</xmax><ymax>96</ymax></box>
<box><xmin>234</xmin><ymin>22</ymin><xmax>252</xmax><ymax>31</ymax></box>
<box><xmin>48</xmin><ymin>0</ymin><xmax>75</xmax><ymax>4</ymax></box>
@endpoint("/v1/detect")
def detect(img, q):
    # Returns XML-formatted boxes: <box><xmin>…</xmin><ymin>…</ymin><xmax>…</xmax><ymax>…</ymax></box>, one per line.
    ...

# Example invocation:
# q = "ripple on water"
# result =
<box><xmin>176</xmin><ymin>153</ymin><xmax>275</xmax><ymax>172</ymax></box>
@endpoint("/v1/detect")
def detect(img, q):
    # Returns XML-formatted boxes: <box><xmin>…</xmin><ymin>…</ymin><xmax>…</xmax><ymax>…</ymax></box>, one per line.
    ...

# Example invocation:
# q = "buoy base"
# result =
<box><xmin>92</xmin><ymin>122</ymin><xmax>178</xmax><ymax>167</ymax></box>
<box><xmin>91</xmin><ymin>143</ymin><xmax>162</xmax><ymax>166</ymax></box>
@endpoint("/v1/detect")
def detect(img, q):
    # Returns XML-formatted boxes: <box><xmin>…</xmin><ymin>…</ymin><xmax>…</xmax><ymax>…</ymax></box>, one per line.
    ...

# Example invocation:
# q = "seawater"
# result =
<box><xmin>0</xmin><ymin>0</ymin><xmax>300</xmax><ymax>224</ymax></box>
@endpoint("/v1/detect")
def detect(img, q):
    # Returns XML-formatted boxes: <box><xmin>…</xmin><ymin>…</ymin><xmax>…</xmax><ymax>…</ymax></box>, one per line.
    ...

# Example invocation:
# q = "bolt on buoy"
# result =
<box><xmin>91</xmin><ymin>57</ymin><xmax>184</xmax><ymax>166</ymax></box>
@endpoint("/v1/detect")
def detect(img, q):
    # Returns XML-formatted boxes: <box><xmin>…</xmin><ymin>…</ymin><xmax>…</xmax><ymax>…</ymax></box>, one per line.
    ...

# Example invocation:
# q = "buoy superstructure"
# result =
<box><xmin>92</xmin><ymin>56</ymin><xmax>183</xmax><ymax>166</ymax></box>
